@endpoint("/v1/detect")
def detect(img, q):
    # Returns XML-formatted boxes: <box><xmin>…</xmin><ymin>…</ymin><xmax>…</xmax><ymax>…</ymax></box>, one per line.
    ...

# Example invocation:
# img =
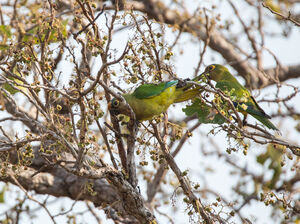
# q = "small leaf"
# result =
<box><xmin>61</xmin><ymin>19</ymin><xmax>68</xmax><ymax>38</ymax></box>
<box><xmin>3</xmin><ymin>70</ymin><xmax>26</xmax><ymax>95</ymax></box>
<box><xmin>0</xmin><ymin>25</ymin><xmax>12</xmax><ymax>38</ymax></box>
<box><xmin>0</xmin><ymin>44</ymin><xmax>9</xmax><ymax>50</ymax></box>
<box><xmin>0</xmin><ymin>187</ymin><xmax>6</xmax><ymax>203</ymax></box>
<box><xmin>256</xmin><ymin>144</ymin><xmax>284</xmax><ymax>189</ymax></box>
<box><xmin>182</xmin><ymin>98</ymin><xmax>226</xmax><ymax>124</ymax></box>
<box><xmin>3</xmin><ymin>83</ymin><xmax>19</xmax><ymax>94</ymax></box>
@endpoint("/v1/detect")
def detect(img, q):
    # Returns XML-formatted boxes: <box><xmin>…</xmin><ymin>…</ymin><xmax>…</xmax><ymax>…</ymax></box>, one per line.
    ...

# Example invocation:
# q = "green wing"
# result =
<box><xmin>216</xmin><ymin>81</ymin><xmax>270</xmax><ymax>118</ymax></box>
<box><xmin>133</xmin><ymin>80</ymin><xmax>178</xmax><ymax>99</ymax></box>
<box><xmin>243</xmin><ymin>96</ymin><xmax>271</xmax><ymax>119</ymax></box>
<box><xmin>216</xmin><ymin>80</ymin><xmax>246</xmax><ymax>95</ymax></box>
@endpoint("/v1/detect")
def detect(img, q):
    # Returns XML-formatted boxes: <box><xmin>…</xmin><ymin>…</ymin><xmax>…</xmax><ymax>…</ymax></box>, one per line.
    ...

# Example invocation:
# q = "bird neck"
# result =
<box><xmin>122</xmin><ymin>94</ymin><xmax>132</xmax><ymax>103</ymax></box>
<box><xmin>221</xmin><ymin>70</ymin><xmax>237</xmax><ymax>82</ymax></box>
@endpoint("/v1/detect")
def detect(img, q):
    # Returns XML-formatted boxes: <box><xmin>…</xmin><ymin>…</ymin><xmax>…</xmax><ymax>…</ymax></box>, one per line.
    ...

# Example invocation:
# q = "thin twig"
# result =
<box><xmin>262</xmin><ymin>2</ymin><xmax>300</xmax><ymax>26</ymax></box>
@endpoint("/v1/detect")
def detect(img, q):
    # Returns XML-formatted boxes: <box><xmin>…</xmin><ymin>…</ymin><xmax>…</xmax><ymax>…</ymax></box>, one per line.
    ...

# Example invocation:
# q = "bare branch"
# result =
<box><xmin>262</xmin><ymin>2</ymin><xmax>300</xmax><ymax>26</ymax></box>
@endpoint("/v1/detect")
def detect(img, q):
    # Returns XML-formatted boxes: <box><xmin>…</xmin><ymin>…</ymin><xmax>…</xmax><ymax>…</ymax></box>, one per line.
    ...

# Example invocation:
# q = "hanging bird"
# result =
<box><xmin>200</xmin><ymin>64</ymin><xmax>279</xmax><ymax>131</ymax></box>
<box><xmin>108</xmin><ymin>76</ymin><xmax>202</xmax><ymax>121</ymax></box>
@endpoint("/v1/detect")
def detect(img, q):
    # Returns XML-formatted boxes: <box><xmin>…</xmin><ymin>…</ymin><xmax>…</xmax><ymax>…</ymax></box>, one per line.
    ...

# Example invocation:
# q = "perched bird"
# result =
<box><xmin>108</xmin><ymin>76</ymin><xmax>202</xmax><ymax>121</ymax></box>
<box><xmin>200</xmin><ymin>64</ymin><xmax>279</xmax><ymax>131</ymax></box>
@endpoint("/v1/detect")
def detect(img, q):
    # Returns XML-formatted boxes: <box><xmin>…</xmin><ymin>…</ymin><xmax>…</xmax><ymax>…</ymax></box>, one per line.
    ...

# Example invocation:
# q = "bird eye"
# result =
<box><xmin>205</xmin><ymin>65</ymin><xmax>215</xmax><ymax>73</ymax></box>
<box><xmin>208</xmin><ymin>65</ymin><xmax>215</xmax><ymax>71</ymax></box>
<box><xmin>112</xmin><ymin>99</ymin><xmax>119</xmax><ymax>107</ymax></box>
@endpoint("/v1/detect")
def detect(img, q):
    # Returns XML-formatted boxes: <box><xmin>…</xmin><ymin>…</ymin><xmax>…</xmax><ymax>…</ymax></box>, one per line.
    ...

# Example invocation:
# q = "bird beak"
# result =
<box><xmin>199</xmin><ymin>69</ymin><xmax>210</xmax><ymax>78</ymax></box>
<box><xmin>108</xmin><ymin>102</ymin><xmax>121</xmax><ymax>116</ymax></box>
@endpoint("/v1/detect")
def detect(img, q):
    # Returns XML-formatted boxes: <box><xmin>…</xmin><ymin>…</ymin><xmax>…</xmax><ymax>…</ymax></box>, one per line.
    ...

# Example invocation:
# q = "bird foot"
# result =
<box><xmin>127</xmin><ymin>119</ymin><xmax>139</xmax><ymax>133</ymax></box>
<box><xmin>242</xmin><ymin>116</ymin><xmax>248</xmax><ymax>127</ymax></box>
<box><xmin>176</xmin><ymin>78</ymin><xmax>191</xmax><ymax>88</ymax></box>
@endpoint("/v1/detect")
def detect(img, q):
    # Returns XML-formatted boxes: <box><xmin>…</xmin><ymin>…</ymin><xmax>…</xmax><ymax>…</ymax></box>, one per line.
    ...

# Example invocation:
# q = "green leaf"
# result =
<box><xmin>182</xmin><ymin>98</ymin><xmax>226</xmax><ymax>124</ymax></box>
<box><xmin>0</xmin><ymin>186</ymin><xmax>6</xmax><ymax>203</ymax></box>
<box><xmin>256</xmin><ymin>144</ymin><xmax>284</xmax><ymax>189</ymax></box>
<box><xmin>61</xmin><ymin>19</ymin><xmax>68</xmax><ymax>38</ymax></box>
<box><xmin>21</xmin><ymin>19</ymin><xmax>68</xmax><ymax>44</ymax></box>
<box><xmin>22</xmin><ymin>26</ymin><xmax>39</xmax><ymax>43</ymax></box>
<box><xmin>0</xmin><ymin>25</ymin><xmax>12</xmax><ymax>38</ymax></box>
<box><xmin>3</xmin><ymin>83</ymin><xmax>19</xmax><ymax>94</ymax></box>
<box><xmin>3</xmin><ymin>70</ymin><xmax>26</xmax><ymax>95</ymax></box>
<box><xmin>0</xmin><ymin>44</ymin><xmax>9</xmax><ymax>50</ymax></box>
<box><xmin>257</xmin><ymin>153</ymin><xmax>268</xmax><ymax>165</ymax></box>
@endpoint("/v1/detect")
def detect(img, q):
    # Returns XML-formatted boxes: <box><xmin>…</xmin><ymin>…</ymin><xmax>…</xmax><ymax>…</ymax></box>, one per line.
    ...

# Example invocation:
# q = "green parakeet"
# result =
<box><xmin>108</xmin><ymin>76</ymin><xmax>202</xmax><ymax>121</ymax></box>
<box><xmin>201</xmin><ymin>64</ymin><xmax>279</xmax><ymax>131</ymax></box>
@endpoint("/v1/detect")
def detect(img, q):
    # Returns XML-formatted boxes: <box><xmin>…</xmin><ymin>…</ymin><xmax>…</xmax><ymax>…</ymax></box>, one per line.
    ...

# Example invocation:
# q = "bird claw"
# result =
<box><xmin>176</xmin><ymin>78</ymin><xmax>191</xmax><ymax>88</ymax></box>
<box><xmin>242</xmin><ymin>115</ymin><xmax>248</xmax><ymax>127</ymax></box>
<box><xmin>127</xmin><ymin>119</ymin><xmax>139</xmax><ymax>133</ymax></box>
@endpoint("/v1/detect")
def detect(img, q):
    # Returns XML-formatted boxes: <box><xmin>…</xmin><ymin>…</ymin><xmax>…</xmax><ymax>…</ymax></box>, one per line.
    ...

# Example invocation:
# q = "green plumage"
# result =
<box><xmin>122</xmin><ymin>81</ymin><xmax>178</xmax><ymax>120</ymax></box>
<box><xmin>202</xmin><ymin>64</ymin><xmax>279</xmax><ymax>131</ymax></box>
<box><xmin>109</xmin><ymin>75</ymin><xmax>203</xmax><ymax>121</ymax></box>
<box><xmin>132</xmin><ymin>81</ymin><xmax>178</xmax><ymax>99</ymax></box>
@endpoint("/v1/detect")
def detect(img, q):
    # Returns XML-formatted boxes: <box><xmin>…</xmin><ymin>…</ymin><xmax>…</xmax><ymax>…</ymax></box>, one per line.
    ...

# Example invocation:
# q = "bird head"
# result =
<box><xmin>201</xmin><ymin>64</ymin><xmax>228</xmax><ymax>82</ymax></box>
<box><xmin>108</xmin><ymin>98</ymin><xmax>131</xmax><ymax>117</ymax></box>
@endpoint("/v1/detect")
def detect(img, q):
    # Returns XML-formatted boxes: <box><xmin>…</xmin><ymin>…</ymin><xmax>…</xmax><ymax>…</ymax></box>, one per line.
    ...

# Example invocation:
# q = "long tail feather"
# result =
<box><xmin>251</xmin><ymin>114</ymin><xmax>279</xmax><ymax>131</ymax></box>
